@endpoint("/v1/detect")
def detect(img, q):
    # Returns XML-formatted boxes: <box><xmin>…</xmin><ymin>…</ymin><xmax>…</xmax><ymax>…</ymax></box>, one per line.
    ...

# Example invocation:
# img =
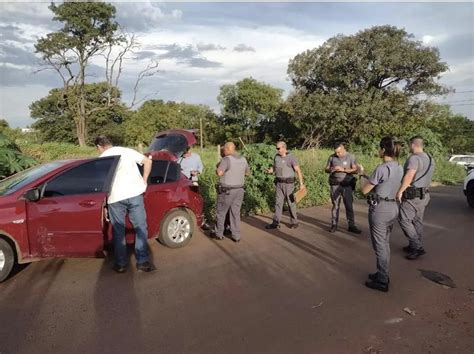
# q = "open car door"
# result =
<box><xmin>26</xmin><ymin>157</ymin><xmax>119</xmax><ymax>258</ymax></box>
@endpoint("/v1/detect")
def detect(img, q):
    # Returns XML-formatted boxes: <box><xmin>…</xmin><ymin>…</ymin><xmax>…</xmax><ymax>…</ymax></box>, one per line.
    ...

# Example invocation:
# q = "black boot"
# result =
<box><xmin>365</xmin><ymin>279</ymin><xmax>389</xmax><ymax>292</ymax></box>
<box><xmin>406</xmin><ymin>248</ymin><xmax>426</xmax><ymax>260</ymax></box>
<box><xmin>329</xmin><ymin>224</ymin><xmax>337</xmax><ymax>233</ymax></box>
<box><xmin>348</xmin><ymin>225</ymin><xmax>362</xmax><ymax>234</ymax></box>
<box><xmin>265</xmin><ymin>222</ymin><xmax>280</xmax><ymax>230</ymax></box>
<box><xmin>368</xmin><ymin>272</ymin><xmax>390</xmax><ymax>284</ymax></box>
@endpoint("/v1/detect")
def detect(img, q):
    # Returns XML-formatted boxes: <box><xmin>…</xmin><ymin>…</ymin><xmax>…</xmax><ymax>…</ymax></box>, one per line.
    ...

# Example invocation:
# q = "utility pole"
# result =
<box><xmin>199</xmin><ymin>116</ymin><xmax>203</xmax><ymax>151</ymax></box>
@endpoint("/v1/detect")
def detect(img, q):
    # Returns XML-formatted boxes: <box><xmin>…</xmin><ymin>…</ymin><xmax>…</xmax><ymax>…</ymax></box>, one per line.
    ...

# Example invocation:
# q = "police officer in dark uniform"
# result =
<box><xmin>214</xmin><ymin>142</ymin><xmax>250</xmax><ymax>242</ymax></box>
<box><xmin>397</xmin><ymin>136</ymin><xmax>435</xmax><ymax>260</ymax></box>
<box><xmin>265</xmin><ymin>141</ymin><xmax>304</xmax><ymax>229</ymax></box>
<box><xmin>361</xmin><ymin>137</ymin><xmax>403</xmax><ymax>292</ymax></box>
<box><xmin>325</xmin><ymin>142</ymin><xmax>361</xmax><ymax>234</ymax></box>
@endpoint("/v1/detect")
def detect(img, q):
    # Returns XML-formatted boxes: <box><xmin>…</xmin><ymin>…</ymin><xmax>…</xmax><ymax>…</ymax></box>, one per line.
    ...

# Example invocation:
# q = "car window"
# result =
<box><xmin>43</xmin><ymin>158</ymin><xmax>115</xmax><ymax>197</ymax></box>
<box><xmin>461</xmin><ymin>157</ymin><xmax>474</xmax><ymax>163</ymax></box>
<box><xmin>0</xmin><ymin>161</ymin><xmax>67</xmax><ymax>196</ymax></box>
<box><xmin>140</xmin><ymin>160</ymin><xmax>181</xmax><ymax>184</ymax></box>
<box><xmin>149</xmin><ymin>134</ymin><xmax>188</xmax><ymax>158</ymax></box>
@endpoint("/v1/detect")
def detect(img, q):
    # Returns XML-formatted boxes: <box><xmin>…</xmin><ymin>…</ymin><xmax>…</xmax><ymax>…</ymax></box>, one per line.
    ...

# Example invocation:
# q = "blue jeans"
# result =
<box><xmin>108</xmin><ymin>195</ymin><xmax>150</xmax><ymax>267</ymax></box>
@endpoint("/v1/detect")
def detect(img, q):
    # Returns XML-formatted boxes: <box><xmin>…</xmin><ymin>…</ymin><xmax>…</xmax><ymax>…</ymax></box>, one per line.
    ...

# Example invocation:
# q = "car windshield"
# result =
<box><xmin>0</xmin><ymin>161</ymin><xmax>67</xmax><ymax>196</ymax></box>
<box><xmin>149</xmin><ymin>134</ymin><xmax>188</xmax><ymax>158</ymax></box>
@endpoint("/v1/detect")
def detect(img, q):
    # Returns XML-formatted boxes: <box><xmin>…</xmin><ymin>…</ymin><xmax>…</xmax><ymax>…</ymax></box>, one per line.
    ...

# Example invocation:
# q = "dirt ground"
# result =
<box><xmin>0</xmin><ymin>185</ymin><xmax>473</xmax><ymax>354</ymax></box>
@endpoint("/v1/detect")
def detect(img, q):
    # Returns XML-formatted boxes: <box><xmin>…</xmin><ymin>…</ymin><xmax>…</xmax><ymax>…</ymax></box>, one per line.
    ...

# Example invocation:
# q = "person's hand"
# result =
<box><xmin>396</xmin><ymin>191</ymin><xmax>403</xmax><ymax>203</ymax></box>
<box><xmin>266</xmin><ymin>167</ymin><xmax>274</xmax><ymax>174</ymax></box>
<box><xmin>191</xmin><ymin>171</ymin><xmax>198</xmax><ymax>176</ymax></box>
<box><xmin>103</xmin><ymin>208</ymin><xmax>110</xmax><ymax>222</ymax></box>
<box><xmin>333</xmin><ymin>166</ymin><xmax>344</xmax><ymax>172</ymax></box>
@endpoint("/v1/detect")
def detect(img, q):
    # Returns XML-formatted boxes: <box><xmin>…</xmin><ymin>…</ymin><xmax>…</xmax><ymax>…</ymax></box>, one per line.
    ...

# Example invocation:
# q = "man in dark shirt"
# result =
<box><xmin>325</xmin><ymin>142</ymin><xmax>362</xmax><ymax>234</ymax></box>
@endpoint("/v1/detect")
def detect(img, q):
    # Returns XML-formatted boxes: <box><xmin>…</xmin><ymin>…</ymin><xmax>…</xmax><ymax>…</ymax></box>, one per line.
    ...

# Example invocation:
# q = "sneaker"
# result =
<box><xmin>265</xmin><ymin>222</ymin><xmax>280</xmax><ymax>230</ymax></box>
<box><xmin>368</xmin><ymin>272</ymin><xmax>390</xmax><ymax>284</ymax></box>
<box><xmin>289</xmin><ymin>223</ymin><xmax>299</xmax><ymax>229</ymax></box>
<box><xmin>348</xmin><ymin>225</ymin><xmax>362</xmax><ymax>234</ymax></box>
<box><xmin>329</xmin><ymin>224</ymin><xmax>337</xmax><ymax>233</ymax></box>
<box><xmin>136</xmin><ymin>261</ymin><xmax>156</xmax><ymax>272</ymax></box>
<box><xmin>113</xmin><ymin>264</ymin><xmax>127</xmax><ymax>273</ymax></box>
<box><xmin>406</xmin><ymin>248</ymin><xmax>426</xmax><ymax>260</ymax></box>
<box><xmin>365</xmin><ymin>280</ymin><xmax>389</xmax><ymax>292</ymax></box>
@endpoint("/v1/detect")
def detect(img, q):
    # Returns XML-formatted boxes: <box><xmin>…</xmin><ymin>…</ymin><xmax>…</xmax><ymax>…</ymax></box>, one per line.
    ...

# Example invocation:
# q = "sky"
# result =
<box><xmin>0</xmin><ymin>1</ymin><xmax>473</xmax><ymax>128</ymax></box>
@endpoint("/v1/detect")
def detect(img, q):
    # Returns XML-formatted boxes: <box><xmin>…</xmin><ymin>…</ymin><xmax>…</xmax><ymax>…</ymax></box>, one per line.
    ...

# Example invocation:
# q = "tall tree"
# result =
<box><xmin>287</xmin><ymin>25</ymin><xmax>449</xmax><ymax>147</ymax></box>
<box><xmin>35</xmin><ymin>2</ymin><xmax>158</xmax><ymax>146</ymax></box>
<box><xmin>217</xmin><ymin>78</ymin><xmax>283</xmax><ymax>144</ymax></box>
<box><xmin>123</xmin><ymin>100</ymin><xmax>219</xmax><ymax>147</ymax></box>
<box><xmin>30</xmin><ymin>82</ymin><xmax>130</xmax><ymax>145</ymax></box>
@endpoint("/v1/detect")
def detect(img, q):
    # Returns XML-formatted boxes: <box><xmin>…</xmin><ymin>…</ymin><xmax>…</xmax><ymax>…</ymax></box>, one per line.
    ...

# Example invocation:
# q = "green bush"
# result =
<box><xmin>18</xmin><ymin>142</ymin><xmax>97</xmax><ymax>162</ymax></box>
<box><xmin>0</xmin><ymin>133</ymin><xmax>37</xmax><ymax>178</ymax></box>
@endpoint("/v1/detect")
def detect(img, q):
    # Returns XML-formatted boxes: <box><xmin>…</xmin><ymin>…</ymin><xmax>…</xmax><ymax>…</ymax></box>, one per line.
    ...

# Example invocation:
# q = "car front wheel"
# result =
<box><xmin>0</xmin><ymin>238</ymin><xmax>15</xmax><ymax>282</ymax></box>
<box><xmin>158</xmin><ymin>209</ymin><xmax>194</xmax><ymax>248</ymax></box>
<box><xmin>467</xmin><ymin>182</ymin><xmax>474</xmax><ymax>209</ymax></box>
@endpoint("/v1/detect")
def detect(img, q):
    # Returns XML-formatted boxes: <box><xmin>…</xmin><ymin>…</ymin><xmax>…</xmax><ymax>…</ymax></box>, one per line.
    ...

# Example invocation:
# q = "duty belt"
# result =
<box><xmin>275</xmin><ymin>177</ymin><xmax>295</xmax><ymax>184</ymax></box>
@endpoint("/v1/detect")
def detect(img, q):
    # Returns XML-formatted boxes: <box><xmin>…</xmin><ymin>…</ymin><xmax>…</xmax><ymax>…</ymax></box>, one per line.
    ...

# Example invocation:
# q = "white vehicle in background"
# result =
<box><xmin>448</xmin><ymin>155</ymin><xmax>474</xmax><ymax>168</ymax></box>
<box><xmin>464</xmin><ymin>168</ymin><xmax>474</xmax><ymax>208</ymax></box>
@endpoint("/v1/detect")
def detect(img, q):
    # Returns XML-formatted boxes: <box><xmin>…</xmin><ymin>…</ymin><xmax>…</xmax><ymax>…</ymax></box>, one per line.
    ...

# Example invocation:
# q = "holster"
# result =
<box><xmin>403</xmin><ymin>186</ymin><xmax>427</xmax><ymax>200</ymax></box>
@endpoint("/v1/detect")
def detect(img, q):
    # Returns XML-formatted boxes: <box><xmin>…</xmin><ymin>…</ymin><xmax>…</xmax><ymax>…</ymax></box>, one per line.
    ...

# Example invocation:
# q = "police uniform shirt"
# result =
<box><xmin>369</xmin><ymin>161</ymin><xmax>404</xmax><ymax>199</ymax></box>
<box><xmin>404</xmin><ymin>152</ymin><xmax>435</xmax><ymax>188</ymax></box>
<box><xmin>326</xmin><ymin>153</ymin><xmax>357</xmax><ymax>184</ymax></box>
<box><xmin>274</xmin><ymin>154</ymin><xmax>299</xmax><ymax>178</ymax></box>
<box><xmin>218</xmin><ymin>155</ymin><xmax>250</xmax><ymax>186</ymax></box>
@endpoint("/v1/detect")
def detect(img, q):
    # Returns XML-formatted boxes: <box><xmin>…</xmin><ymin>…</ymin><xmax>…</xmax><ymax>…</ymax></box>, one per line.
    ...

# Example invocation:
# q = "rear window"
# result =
<box><xmin>139</xmin><ymin>160</ymin><xmax>181</xmax><ymax>184</ymax></box>
<box><xmin>149</xmin><ymin>134</ymin><xmax>188</xmax><ymax>158</ymax></box>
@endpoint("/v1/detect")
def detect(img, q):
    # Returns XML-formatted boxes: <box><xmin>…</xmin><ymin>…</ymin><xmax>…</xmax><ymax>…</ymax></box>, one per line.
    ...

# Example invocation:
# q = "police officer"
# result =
<box><xmin>361</xmin><ymin>137</ymin><xmax>403</xmax><ymax>292</ymax></box>
<box><xmin>325</xmin><ymin>142</ymin><xmax>361</xmax><ymax>234</ymax></box>
<box><xmin>265</xmin><ymin>141</ymin><xmax>304</xmax><ymax>229</ymax></box>
<box><xmin>396</xmin><ymin>136</ymin><xmax>435</xmax><ymax>260</ymax></box>
<box><xmin>214</xmin><ymin>142</ymin><xmax>250</xmax><ymax>242</ymax></box>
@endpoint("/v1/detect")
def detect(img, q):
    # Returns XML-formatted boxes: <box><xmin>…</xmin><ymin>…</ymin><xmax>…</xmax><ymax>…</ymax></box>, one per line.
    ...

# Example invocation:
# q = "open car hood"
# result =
<box><xmin>148</xmin><ymin>129</ymin><xmax>198</xmax><ymax>161</ymax></box>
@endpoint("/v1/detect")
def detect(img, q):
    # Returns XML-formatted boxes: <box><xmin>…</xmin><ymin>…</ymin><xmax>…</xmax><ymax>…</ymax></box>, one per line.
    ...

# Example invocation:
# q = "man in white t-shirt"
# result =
<box><xmin>95</xmin><ymin>136</ymin><xmax>154</xmax><ymax>273</ymax></box>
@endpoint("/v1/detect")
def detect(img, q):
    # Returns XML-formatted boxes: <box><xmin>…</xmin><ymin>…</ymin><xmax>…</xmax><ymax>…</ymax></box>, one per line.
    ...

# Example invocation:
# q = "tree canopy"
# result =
<box><xmin>285</xmin><ymin>25</ymin><xmax>450</xmax><ymax>148</ymax></box>
<box><xmin>218</xmin><ymin>77</ymin><xmax>283</xmax><ymax>143</ymax></box>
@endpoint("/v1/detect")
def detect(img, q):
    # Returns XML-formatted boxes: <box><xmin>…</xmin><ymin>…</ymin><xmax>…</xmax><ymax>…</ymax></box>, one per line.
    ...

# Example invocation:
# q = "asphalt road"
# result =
<box><xmin>1</xmin><ymin>185</ymin><xmax>473</xmax><ymax>354</ymax></box>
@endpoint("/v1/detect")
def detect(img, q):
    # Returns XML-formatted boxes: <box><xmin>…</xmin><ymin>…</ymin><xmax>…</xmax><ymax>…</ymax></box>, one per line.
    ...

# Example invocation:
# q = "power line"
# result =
<box><xmin>438</xmin><ymin>99</ymin><xmax>474</xmax><ymax>104</ymax></box>
<box><xmin>446</xmin><ymin>90</ymin><xmax>474</xmax><ymax>94</ymax></box>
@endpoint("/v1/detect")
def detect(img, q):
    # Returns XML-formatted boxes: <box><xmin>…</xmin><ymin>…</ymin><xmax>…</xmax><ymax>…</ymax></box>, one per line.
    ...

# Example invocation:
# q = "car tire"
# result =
<box><xmin>0</xmin><ymin>238</ymin><xmax>15</xmax><ymax>283</ymax></box>
<box><xmin>467</xmin><ymin>181</ymin><xmax>474</xmax><ymax>209</ymax></box>
<box><xmin>158</xmin><ymin>209</ymin><xmax>194</xmax><ymax>248</ymax></box>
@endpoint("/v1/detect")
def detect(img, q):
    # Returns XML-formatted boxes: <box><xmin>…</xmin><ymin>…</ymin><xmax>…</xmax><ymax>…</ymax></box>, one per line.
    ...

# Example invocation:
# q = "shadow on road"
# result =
<box><xmin>92</xmin><ymin>245</ymin><xmax>146</xmax><ymax>353</ymax></box>
<box><xmin>0</xmin><ymin>259</ymin><xmax>65</xmax><ymax>353</ymax></box>
<box><xmin>244</xmin><ymin>216</ymin><xmax>349</xmax><ymax>271</ymax></box>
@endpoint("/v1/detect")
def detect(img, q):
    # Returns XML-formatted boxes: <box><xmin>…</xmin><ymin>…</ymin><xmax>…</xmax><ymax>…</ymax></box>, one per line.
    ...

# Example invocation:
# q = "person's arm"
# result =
<box><xmin>324</xmin><ymin>156</ymin><xmax>332</xmax><ymax>173</ymax></box>
<box><xmin>197</xmin><ymin>156</ymin><xmax>204</xmax><ymax>174</ymax></box>
<box><xmin>361</xmin><ymin>179</ymin><xmax>375</xmax><ymax>195</ymax></box>
<box><xmin>141</xmin><ymin>157</ymin><xmax>152</xmax><ymax>184</ymax></box>
<box><xmin>396</xmin><ymin>156</ymin><xmax>418</xmax><ymax>202</ymax></box>
<box><xmin>396</xmin><ymin>169</ymin><xmax>416</xmax><ymax>202</ymax></box>
<box><xmin>346</xmin><ymin>155</ymin><xmax>359</xmax><ymax>174</ymax></box>
<box><xmin>294</xmin><ymin>165</ymin><xmax>305</xmax><ymax>189</ymax></box>
<box><xmin>216</xmin><ymin>157</ymin><xmax>229</xmax><ymax>177</ymax></box>
<box><xmin>361</xmin><ymin>165</ymin><xmax>382</xmax><ymax>195</ymax></box>
<box><xmin>245</xmin><ymin>164</ymin><xmax>251</xmax><ymax>177</ymax></box>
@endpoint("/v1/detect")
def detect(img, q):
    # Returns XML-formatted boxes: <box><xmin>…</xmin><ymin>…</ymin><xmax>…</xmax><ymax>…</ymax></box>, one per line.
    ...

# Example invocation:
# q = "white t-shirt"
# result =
<box><xmin>100</xmin><ymin>146</ymin><xmax>147</xmax><ymax>204</ymax></box>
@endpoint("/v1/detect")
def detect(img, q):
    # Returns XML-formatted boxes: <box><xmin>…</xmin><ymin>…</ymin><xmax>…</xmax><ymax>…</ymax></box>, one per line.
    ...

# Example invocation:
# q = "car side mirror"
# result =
<box><xmin>24</xmin><ymin>188</ymin><xmax>41</xmax><ymax>202</ymax></box>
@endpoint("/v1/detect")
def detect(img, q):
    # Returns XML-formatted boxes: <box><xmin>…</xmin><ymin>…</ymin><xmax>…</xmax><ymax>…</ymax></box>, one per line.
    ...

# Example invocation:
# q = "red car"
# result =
<box><xmin>0</xmin><ymin>131</ymin><xmax>204</xmax><ymax>282</ymax></box>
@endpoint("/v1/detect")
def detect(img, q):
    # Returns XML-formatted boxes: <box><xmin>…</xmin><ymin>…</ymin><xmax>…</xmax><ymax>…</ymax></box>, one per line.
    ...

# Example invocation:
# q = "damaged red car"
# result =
<box><xmin>0</xmin><ymin>130</ymin><xmax>204</xmax><ymax>282</ymax></box>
